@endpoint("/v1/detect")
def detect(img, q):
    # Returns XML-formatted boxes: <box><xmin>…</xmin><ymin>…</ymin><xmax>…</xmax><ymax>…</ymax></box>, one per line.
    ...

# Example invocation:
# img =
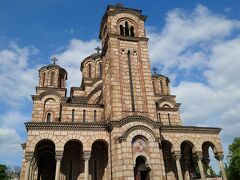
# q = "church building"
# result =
<box><xmin>20</xmin><ymin>4</ymin><xmax>227</xmax><ymax>180</ymax></box>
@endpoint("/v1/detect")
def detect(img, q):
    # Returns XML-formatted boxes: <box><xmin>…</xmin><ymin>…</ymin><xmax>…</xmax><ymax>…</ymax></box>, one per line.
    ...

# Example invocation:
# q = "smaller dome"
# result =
<box><xmin>38</xmin><ymin>64</ymin><xmax>68</xmax><ymax>88</ymax></box>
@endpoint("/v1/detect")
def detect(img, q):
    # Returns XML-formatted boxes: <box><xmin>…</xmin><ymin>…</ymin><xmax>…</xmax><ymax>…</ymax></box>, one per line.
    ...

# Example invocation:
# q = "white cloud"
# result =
<box><xmin>0</xmin><ymin>127</ymin><xmax>21</xmax><ymax>154</ymax></box>
<box><xmin>0</xmin><ymin>42</ymin><xmax>39</xmax><ymax>107</ymax></box>
<box><xmin>53</xmin><ymin>39</ymin><xmax>99</xmax><ymax>88</ymax></box>
<box><xmin>0</xmin><ymin>110</ymin><xmax>30</xmax><ymax>165</ymax></box>
<box><xmin>148</xmin><ymin>5</ymin><xmax>240</xmax><ymax>72</ymax></box>
<box><xmin>147</xmin><ymin>5</ymin><xmax>240</xmax><ymax>160</ymax></box>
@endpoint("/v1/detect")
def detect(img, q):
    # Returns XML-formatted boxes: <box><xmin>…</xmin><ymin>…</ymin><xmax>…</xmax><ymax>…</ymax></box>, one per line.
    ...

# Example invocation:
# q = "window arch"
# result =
<box><xmin>130</xmin><ymin>26</ymin><xmax>135</xmax><ymax>37</ymax></box>
<box><xmin>72</xmin><ymin>109</ymin><xmax>75</xmax><ymax>122</ymax></box>
<box><xmin>83</xmin><ymin>109</ymin><xmax>86</xmax><ymax>123</ymax></box>
<box><xmin>88</xmin><ymin>64</ymin><xmax>92</xmax><ymax>78</ymax></box>
<box><xmin>160</xmin><ymin>80</ymin><xmax>163</xmax><ymax>93</ymax></box>
<box><xmin>94</xmin><ymin>110</ymin><xmax>97</xmax><ymax>123</ymax></box>
<box><xmin>168</xmin><ymin>113</ymin><xmax>171</xmax><ymax>125</ymax></box>
<box><xmin>120</xmin><ymin>25</ymin><xmax>124</xmax><ymax>35</ymax></box>
<box><xmin>119</xmin><ymin>20</ymin><xmax>136</xmax><ymax>37</ymax></box>
<box><xmin>125</xmin><ymin>21</ymin><xmax>129</xmax><ymax>36</ymax></box>
<box><xmin>46</xmin><ymin>112</ymin><xmax>52</xmax><ymax>122</ymax></box>
<box><xmin>50</xmin><ymin>71</ymin><xmax>54</xmax><ymax>86</ymax></box>
<box><xmin>42</xmin><ymin>73</ymin><xmax>46</xmax><ymax>87</ymax></box>
<box><xmin>99</xmin><ymin>63</ymin><xmax>103</xmax><ymax>78</ymax></box>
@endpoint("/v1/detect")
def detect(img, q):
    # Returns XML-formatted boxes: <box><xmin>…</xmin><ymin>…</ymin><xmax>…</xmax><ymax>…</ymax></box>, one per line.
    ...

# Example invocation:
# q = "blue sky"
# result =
<box><xmin>1</xmin><ymin>0</ymin><xmax>240</xmax><ymax>170</ymax></box>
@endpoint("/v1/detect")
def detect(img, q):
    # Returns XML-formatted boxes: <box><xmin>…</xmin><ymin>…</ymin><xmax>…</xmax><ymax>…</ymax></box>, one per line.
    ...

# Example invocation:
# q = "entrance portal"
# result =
<box><xmin>134</xmin><ymin>156</ymin><xmax>150</xmax><ymax>180</ymax></box>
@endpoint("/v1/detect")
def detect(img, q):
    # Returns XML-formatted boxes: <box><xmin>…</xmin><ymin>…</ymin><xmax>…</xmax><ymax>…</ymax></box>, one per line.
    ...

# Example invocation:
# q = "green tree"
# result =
<box><xmin>0</xmin><ymin>164</ymin><xmax>11</xmax><ymax>180</ymax></box>
<box><xmin>227</xmin><ymin>137</ymin><xmax>240</xmax><ymax>180</ymax></box>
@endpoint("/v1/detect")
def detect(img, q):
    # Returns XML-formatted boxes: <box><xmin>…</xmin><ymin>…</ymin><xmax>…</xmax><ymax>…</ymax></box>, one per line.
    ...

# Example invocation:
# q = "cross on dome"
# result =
<box><xmin>95</xmin><ymin>46</ymin><xmax>102</xmax><ymax>54</ymax></box>
<box><xmin>152</xmin><ymin>67</ymin><xmax>157</xmax><ymax>74</ymax></box>
<box><xmin>51</xmin><ymin>57</ymin><xmax>58</xmax><ymax>65</ymax></box>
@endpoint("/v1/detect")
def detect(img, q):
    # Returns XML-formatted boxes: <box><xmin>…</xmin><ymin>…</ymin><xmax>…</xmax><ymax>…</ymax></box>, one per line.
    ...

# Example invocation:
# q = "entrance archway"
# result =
<box><xmin>134</xmin><ymin>156</ymin><xmax>150</xmax><ymax>180</ymax></box>
<box><xmin>89</xmin><ymin>140</ymin><xmax>108</xmax><ymax>180</ymax></box>
<box><xmin>61</xmin><ymin>140</ymin><xmax>83</xmax><ymax>180</ymax></box>
<box><xmin>35</xmin><ymin>140</ymin><xmax>56</xmax><ymax>180</ymax></box>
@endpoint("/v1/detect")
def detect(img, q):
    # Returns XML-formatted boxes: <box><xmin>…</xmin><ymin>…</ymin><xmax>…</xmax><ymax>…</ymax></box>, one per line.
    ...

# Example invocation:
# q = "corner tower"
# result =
<box><xmin>100</xmin><ymin>4</ymin><xmax>156</xmax><ymax>121</ymax></box>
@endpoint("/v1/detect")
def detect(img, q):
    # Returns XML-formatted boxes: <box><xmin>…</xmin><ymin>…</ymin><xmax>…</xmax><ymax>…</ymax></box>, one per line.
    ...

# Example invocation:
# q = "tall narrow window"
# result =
<box><xmin>72</xmin><ymin>109</ymin><xmax>75</xmax><ymax>122</ymax></box>
<box><xmin>94</xmin><ymin>110</ymin><xmax>97</xmax><ymax>123</ymax></box>
<box><xmin>130</xmin><ymin>26</ymin><xmax>135</xmax><ymax>37</ymax></box>
<box><xmin>168</xmin><ymin>113</ymin><xmax>171</xmax><ymax>125</ymax></box>
<box><xmin>158</xmin><ymin>113</ymin><xmax>161</xmax><ymax>123</ymax></box>
<box><xmin>88</xmin><ymin>64</ymin><xmax>92</xmax><ymax>78</ymax></box>
<box><xmin>99</xmin><ymin>63</ymin><xmax>102</xmax><ymax>78</ymax></box>
<box><xmin>120</xmin><ymin>25</ymin><xmax>124</xmax><ymax>35</ymax></box>
<box><xmin>83</xmin><ymin>109</ymin><xmax>86</xmax><ymax>123</ymax></box>
<box><xmin>125</xmin><ymin>21</ymin><xmax>129</xmax><ymax>36</ymax></box>
<box><xmin>47</xmin><ymin>113</ymin><xmax>51</xmax><ymax>122</ymax></box>
<box><xmin>42</xmin><ymin>73</ymin><xmax>45</xmax><ymax>87</ymax></box>
<box><xmin>58</xmin><ymin>74</ymin><xmax>63</xmax><ymax>88</ymax></box>
<box><xmin>50</xmin><ymin>72</ymin><xmax>54</xmax><ymax>86</ymax></box>
<box><xmin>160</xmin><ymin>80</ymin><xmax>163</xmax><ymax>93</ymax></box>
<box><xmin>93</xmin><ymin>159</ymin><xmax>97</xmax><ymax>180</ymax></box>
<box><xmin>153</xmin><ymin>81</ymin><xmax>156</xmax><ymax>94</ymax></box>
<box><xmin>68</xmin><ymin>160</ymin><xmax>73</xmax><ymax>180</ymax></box>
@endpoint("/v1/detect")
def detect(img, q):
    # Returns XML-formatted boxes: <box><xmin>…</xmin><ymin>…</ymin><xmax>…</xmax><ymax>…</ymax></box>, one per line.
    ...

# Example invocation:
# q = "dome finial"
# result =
<box><xmin>94</xmin><ymin>46</ymin><xmax>102</xmax><ymax>54</ymax></box>
<box><xmin>51</xmin><ymin>57</ymin><xmax>58</xmax><ymax>65</ymax></box>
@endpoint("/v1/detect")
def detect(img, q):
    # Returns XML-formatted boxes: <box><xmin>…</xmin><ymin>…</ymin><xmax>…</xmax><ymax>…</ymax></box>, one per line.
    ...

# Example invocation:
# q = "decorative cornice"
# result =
<box><xmin>61</xmin><ymin>102</ymin><xmax>104</xmax><ymax>108</ymax></box>
<box><xmin>157</xmin><ymin>107</ymin><xmax>179</xmax><ymax>112</ymax></box>
<box><xmin>161</xmin><ymin>126</ymin><xmax>221</xmax><ymax>134</ymax></box>
<box><xmin>110</xmin><ymin>115</ymin><xmax>161</xmax><ymax>128</ymax></box>
<box><xmin>118</xmin><ymin>125</ymin><xmax>159</xmax><ymax>143</ymax></box>
<box><xmin>25</xmin><ymin>122</ymin><xmax>107</xmax><ymax>131</ymax></box>
<box><xmin>25</xmin><ymin>115</ymin><xmax>221</xmax><ymax>136</ymax></box>
<box><xmin>110</xmin><ymin>33</ymin><xmax>149</xmax><ymax>42</ymax></box>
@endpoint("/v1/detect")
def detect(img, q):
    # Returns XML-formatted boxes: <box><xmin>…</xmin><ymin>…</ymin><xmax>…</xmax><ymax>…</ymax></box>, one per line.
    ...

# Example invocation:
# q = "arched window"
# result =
<box><xmin>83</xmin><ymin>109</ymin><xmax>86</xmax><ymax>123</ymax></box>
<box><xmin>50</xmin><ymin>72</ymin><xmax>54</xmax><ymax>86</ymax></box>
<box><xmin>88</xmin><ymin>64</ymin><xmax>92</xmax><ymax>78</ymax></box>
<box><xmin>125</xmin><ymin>21</ymin><xmax>129</xmax><ymax>36</ymax></box>
<box><xmin>42</xmin><ymin>73</ymin><xmax>46</xmax><ymax>87</ymax></box>
<box><xmin>158</xmin><ymin>113</ymin><xmax>161</xmax><ymax>123</ymax></box>
<box><xmin>130</xmin><ymin>26</ymin><xmax>135</xmax><ymax>37</ymax></box>
<box><xmin>94</xmin><ymin>110</ymin><xmax>97</xmax><ymax>123</ymax></box>
<box><xmin>160</xmin><ymin>80</ymin><xmax>163</xmax><ymax>93</ymax></box>
<box><xmin>72</xmin><ymin>109</ymin><xmax>75</xmax><ymax>122</ymax></box>
<box><xmin>120</xmin><ymin>25</ymin><xmax>124</xmax><ymax>35</ymax></box>
<box><xmin>168</xmin><ymin>113</ymin><xmax>171</xmax><ymax>125</ymax></box>
<box><xmin>47</xmin><ymin>113</ymin><xmax>51</xmax><ymax>122</ymax></box>
<box><xmin>99</xmin><ymin>63</ymin><xmax>102</xmax><ymax>78</ymax></box>
<box><xmin>153</xmin><ymin>81</ymin><xmax>156</xmax><ymax>94</ymax></box>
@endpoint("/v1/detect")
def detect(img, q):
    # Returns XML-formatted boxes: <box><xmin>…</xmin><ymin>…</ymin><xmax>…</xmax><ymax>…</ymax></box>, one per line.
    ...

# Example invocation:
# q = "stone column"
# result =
<box><xmin>55</xmin><ymin>151</ymin><xmax>63</xmax><ymax>180</ymax></box>
<box><xmin>172</xmin><ymin>151</ymin><xmax>183</xmax><ymax>180</ymax></box>
<box><xmin>215</xmin><ymin>153</ymin><xmax>227</xmax><ymax>180</ymax></box>
<box><xmin>83</xmin><ymin>151</ymin><xmax>91</xmax><ymax>180</ymax></box>
<box><xmin>24</xmin><ymin>152</ymin><xmax>33</xmax><ymax>180</ymax></box>
<box><xmin>195</xmin><ymin>152</ymin><xmax>206</xmax><ymax>180</ymax></box>
<box><xmin>29</xmin><ymin>159</ymin><xmax>35</xmax><ymax>180</ymax></box>
<box><xmin>202</xmin><ymin>157</ymin><xmax>211</xmax><ymax>176</ymax></box>
<box><xmin>32</xmin><ymin>163</ymin><xmax>38</xmax><ymax>180</ymax></box>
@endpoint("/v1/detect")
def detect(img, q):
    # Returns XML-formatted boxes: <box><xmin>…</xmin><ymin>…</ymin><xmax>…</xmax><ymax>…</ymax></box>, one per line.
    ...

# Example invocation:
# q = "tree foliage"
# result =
<box><xmin>0</xmin><ymin>164</ymin><xmax>11</xmax><ymax>180</ymax></box>
<box><xmin>226</xmin><ymin>137</ymin><xmax>240</xmax><ymax>180</ymax></box>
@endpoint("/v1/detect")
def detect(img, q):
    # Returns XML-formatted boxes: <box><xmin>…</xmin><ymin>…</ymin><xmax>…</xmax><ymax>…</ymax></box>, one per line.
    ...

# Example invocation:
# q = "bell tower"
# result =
<box><xmin>100</xmin><ymin>4</ymin><xmax>157</xmax><ymax>121</ymax></box>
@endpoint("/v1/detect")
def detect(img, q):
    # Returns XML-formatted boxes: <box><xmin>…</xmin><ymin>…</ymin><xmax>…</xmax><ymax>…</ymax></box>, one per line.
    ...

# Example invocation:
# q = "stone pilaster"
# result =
<box><xmin>194</xmin><ymin>152</ymin><xmax>206</xmax><ymax>180</ymax></box>
<box><xmin>83</xmin><ymin>151</ymin><xmax>91</xmax><ymax>180</ymax></box>
<box><xmin>172</xmin><ymin>151</ymin><xmax>183</xmax><ymax>180</ymax></box>
<box><xmin>55</xmin><ymin>151</ymin><xmax>63</xmax><ymax>180</ymax></box>
<box><xmin>215</xmin><ymin>152</ymin><xmax>227</xmax><ymax>180</ymax></box>
<box><xmin>24</xmin><ymin>152</ymin><xmax>34</xmax><ymax>180</ymax></box>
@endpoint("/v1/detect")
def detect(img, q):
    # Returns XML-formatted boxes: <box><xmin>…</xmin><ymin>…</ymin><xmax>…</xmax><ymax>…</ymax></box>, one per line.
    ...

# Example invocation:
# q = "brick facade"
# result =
<box><xmin>20</xmin><ymin>4</ymin><xmax>227</xmax><ymax>180</ymax></box>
